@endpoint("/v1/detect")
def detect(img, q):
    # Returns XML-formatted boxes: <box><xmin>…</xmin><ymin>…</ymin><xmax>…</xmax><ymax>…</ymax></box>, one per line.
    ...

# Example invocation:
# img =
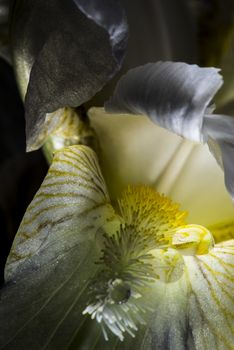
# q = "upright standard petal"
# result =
<box><xmin>105</xmin><ymin>62</ymin><xmax>234</xmax><ymax>201</ymax></box>
<box><xmin>105</xmin><ymin>62</ymin><xmax>223</xmax><ymax>142</ymax></box>
<box><xmin>89</xmin><ymin>108</ymin><xmax>233</xmax><ymax>222</ymax></box>
<box><xmin>11</xmin><ymin>0</ymin><xmax>128</xmax><ymax>150</ymax></box>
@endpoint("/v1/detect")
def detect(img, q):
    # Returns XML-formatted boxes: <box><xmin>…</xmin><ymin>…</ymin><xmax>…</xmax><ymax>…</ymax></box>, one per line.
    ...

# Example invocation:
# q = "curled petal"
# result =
<box><xmin>11</xmin><ymin>0</ymin><xmax>128</xmax><ymax>150</ymax></box>
<box><xmin>105</xmin><ymin>62</ymin><xmax>223</xmax><ymax>142</ymax></box>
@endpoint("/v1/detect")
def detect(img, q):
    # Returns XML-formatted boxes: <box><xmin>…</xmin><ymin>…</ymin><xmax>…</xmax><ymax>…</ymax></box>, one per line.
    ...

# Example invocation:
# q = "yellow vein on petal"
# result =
<box><xmin>184</xmin><ymin>269</ymin><xmax>214</xmax><ymax>349</ymax></box>
<box><xmin>209</xmin><ymin>252</ymin><xmax>234</xmax><ymax>271</ymax></box>
<box><xmin>41</xmin><ymin>181</ymin><xmax>102</xmax><ymax>194</ymax></box>
<box><xmin>29</xmin><ymin>185</ymin><xmax>105</xmax><ymax>211</ymax></box>
<box><xmin>194</xmin><ymin>258</ymin><xmax>234</xmax><ymax>331</ymax></box>
<box><xmin>184</xmin><ymin>267</ymin><xmax>233</xmax><ymax>349</ymax></box>
<box><xmin>198</xmin><ymin>262</ymin><xmax>234</xmax><ymax>283</ymax></box>
<box><xmin>35</xmin><ymin>192</ymin><xmax>100</xmax><ymax>201</ymax></box>
<box><xmin>52</xmin><ymin>158</ymin><xmax>92</xmax><ymax>178</ymax></box>
<box><xmin>215</xmin><ymin>248</ymin><xmax>234</xmax><ymax>255</ymax></box>
<box><xmin>21</xmin><ymin>201</ymin><xmax>107</xmax><ymax>228</ymax></box>
<box><xmin>198</xmin><ymin>259</ymin><xmax>234</xmax><ymax>301</ymax></box>
<box><xmin>45</xmin><ymin>171</ymin><xmax>107</xmax><ymax>196</ymax></box>
<box><xmin>32</xmin><ymin>192</ymin><xmax>100</xmax><ymax>206</ymax></box>
<box><xmin>66</xmin><ymin>148</ymin><xmax>103</xmax><ymax>182</ymax></box>
<box><xmin>196</xmin><ymin>256</ymin><xmax>234</xmax><ymax>293</ymax></box>
<box><xmin>46</xmin><ymin>169</ymin><xmax>98</xmax><ymax>187</ymax></box>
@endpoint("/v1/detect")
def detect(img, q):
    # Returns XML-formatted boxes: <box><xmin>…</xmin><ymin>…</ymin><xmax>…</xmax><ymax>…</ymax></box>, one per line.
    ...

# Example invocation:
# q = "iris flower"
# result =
<box><xmin>1</xmin><ymin>63</ymin><xmax>234</xmax><ymax>350</ymax></box>
<box><xmin>0</xmin><ymin>1</ymin><xmax>234</xmax><ymax>350</ymax></box>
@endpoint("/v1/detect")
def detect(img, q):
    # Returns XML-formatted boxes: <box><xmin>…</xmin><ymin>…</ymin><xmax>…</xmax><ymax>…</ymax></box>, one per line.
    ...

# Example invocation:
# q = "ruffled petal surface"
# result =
<box><xmin>105</xmin><ymin>61</ymin><xmax>234</xmax><ymax>201</ymax></box>
<box><xmin>105</xmin><ymin>62</ymin><xmax>223</xmax><ymax>142</ymax></box>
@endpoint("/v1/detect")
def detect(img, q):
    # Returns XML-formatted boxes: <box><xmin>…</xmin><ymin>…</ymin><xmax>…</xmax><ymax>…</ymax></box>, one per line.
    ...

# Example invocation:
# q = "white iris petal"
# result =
<box><xmin>105</xmin><ymin>61</ymin><xmax>234</xmax><ymax>201</ymax></box>
<box><xmin>89</xmin><ymin>109</ymin><xmax>233</xmax><ymax>225</ymax></box>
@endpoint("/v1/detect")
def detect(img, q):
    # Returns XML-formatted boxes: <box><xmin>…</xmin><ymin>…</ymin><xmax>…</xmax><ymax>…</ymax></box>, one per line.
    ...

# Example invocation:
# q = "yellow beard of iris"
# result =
<box><xmin>117</xmin><ymin>185</ymin><xmax>214</xmax><ymax>256</ymax></box>
<box><xmin>84</xmin><ymin>185</ymin><xmax>217</xmax><ymax>341</ymax></box>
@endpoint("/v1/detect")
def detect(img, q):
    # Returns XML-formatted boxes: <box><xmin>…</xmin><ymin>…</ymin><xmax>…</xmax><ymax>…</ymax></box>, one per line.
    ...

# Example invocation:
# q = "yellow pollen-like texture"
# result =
<box><xmin>117</xmin><ymin>184</ymin><xmax>187</xmax><ymax>243</ymax></box>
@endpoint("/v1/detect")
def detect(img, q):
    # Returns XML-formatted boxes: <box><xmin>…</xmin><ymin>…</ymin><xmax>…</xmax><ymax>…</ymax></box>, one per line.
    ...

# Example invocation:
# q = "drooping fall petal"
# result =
<box><xmin>0</xmin><ymin>145</ymin><xmax>122</xmax><ymax>349</ymax></box>
<box><xmin>149</xmin><ymin>239</ymin><xmax>234</xmax><ymax>350</ymax></box>
<box><xmin>5</xmin><ymin>144</ymin><xmax>115</xmax><ymax>281</ymax></box>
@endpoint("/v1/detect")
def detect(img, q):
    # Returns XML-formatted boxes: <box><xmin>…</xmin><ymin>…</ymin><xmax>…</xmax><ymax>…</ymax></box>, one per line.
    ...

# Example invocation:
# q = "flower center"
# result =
<box><xmin>117</xmin><ymin>185</ymin><xmax>214</xmax><ymax>255</ymax></box>
<box><xmin>83</xmin><ymin>185</ymin><xmax>215</xmax><ymax>341</ymax></box>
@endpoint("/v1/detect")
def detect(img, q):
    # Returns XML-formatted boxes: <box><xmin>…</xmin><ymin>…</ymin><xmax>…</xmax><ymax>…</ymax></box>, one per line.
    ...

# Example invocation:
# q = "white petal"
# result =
<box><xmin>169</xmin><ymin>143</ymin><xmax>233</xmax><ymax>226</ymax></box>
<box><xmin>89</xmin><ymin>107</ymin><xmax>182</xmax><ymax>199</ymax></box>
<box><xmin>0</xmin><ymin>145</ymin><xmax>124</xmax><ymax>349</ymax></box>
<box><xmin>105</xmin><ymin>62</ymin><xmax>223</xmax><ymax>142</ymax></box>
<box><xmin>89</xmin><ymin>108</ymin><xmax>233</xmax><ymax>225</ymax></box>
<box><xmin>5</xmin><ymin>145</ymin><xmax>115</xmax><ymax>281</ymax></box>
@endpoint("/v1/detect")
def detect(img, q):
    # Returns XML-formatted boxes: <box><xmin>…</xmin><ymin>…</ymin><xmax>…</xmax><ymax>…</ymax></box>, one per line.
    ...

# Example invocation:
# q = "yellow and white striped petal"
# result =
<box><xmin>0</xmin><ymin>145</ymin><xmax>124</xmax><ymax>349</ymax></box>
<box><xmin>5</xmin><ymin>145</ymin><xmax>117</xmax><ymax>281</ymax></box>
<box><xmin>146</xmin><ymin>240</ymin><xmax>234</xmax><ymax>350</ymax></box>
